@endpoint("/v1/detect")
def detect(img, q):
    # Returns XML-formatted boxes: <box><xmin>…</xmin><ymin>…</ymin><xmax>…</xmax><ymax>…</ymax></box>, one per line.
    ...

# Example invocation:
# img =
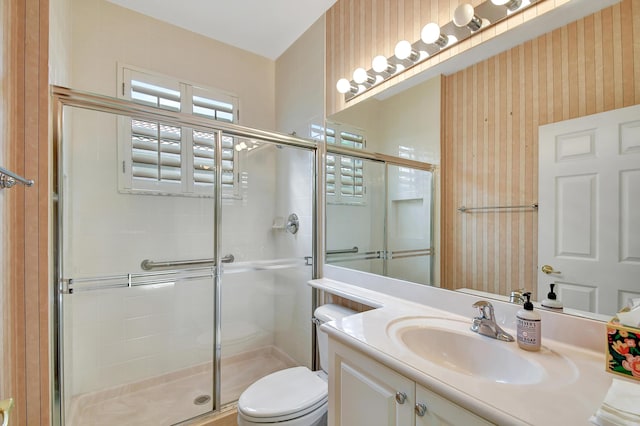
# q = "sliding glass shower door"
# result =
<box><xmin>57</xmin><ymin>105</ymin><xmax>217</xmax><ymax>425</ymax></box>
<box><xmin>218</xmin><ymin>137</ymin><xmax>316</xmax><ymax>406</ymax></box>
<box><xmin>53</xmin><ymin>88</ymin><xmax>318</xmax><ymax>425</ymax></box>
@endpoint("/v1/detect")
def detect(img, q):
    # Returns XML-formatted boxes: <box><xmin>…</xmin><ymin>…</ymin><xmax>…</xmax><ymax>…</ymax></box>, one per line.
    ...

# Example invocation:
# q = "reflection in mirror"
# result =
<box><xmin>325</xmin><ymin>75</ymin><xmax>441</xmax><ymax>286</ymax></box>
<box><xmin>325</xmin><ymin>155</ymin><xmax>434</xmax><ymax>285</ymax></box>
<box><xmin>325</xmin><ymin>3</ymin><xmax>639</xmax><ymax>321</ymax></box>
<box><xmin>326</xmin><ymin>157</ymin><xmax>386</xmax><ymax>275</ymax></box>
<box><xmin>386</xmin><ymin>164</ymin><xmax>433</xmax><ymax>284</ymax></box>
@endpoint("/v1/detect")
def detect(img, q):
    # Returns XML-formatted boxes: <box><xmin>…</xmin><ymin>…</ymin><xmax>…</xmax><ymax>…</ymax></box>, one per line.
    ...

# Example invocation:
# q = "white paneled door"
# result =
<box><xmin>538</xmin><ymin>105</ymin><xmax>640</xmax><ymax>316</ymax></box>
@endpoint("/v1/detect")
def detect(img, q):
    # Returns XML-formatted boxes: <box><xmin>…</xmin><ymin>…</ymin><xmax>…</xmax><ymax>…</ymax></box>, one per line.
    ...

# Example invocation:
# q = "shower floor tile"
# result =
<box><xmin>68</xmin><ymin>346</ymin><xmax>297</xmax><ymax>426</ymax></box>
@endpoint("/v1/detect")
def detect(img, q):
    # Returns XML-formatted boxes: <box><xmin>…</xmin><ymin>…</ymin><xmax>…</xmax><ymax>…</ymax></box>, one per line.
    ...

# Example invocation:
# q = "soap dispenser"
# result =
<box><xmin>517</xmin><ymin>292</ymin><xmax>541</xmax><ymax>352</ymax></box>
<box><xmin>541</xmin><ymin>283</ymin><xmax>563</xmax><ymax>311</ymax></box>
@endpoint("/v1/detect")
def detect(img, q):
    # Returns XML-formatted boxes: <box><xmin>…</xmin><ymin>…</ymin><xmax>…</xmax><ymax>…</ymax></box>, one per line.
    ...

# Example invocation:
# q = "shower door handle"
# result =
<box><xmin>221</xmin><ymin>254</ymin><xmax>234</xmax><ymax>263</ymax></box>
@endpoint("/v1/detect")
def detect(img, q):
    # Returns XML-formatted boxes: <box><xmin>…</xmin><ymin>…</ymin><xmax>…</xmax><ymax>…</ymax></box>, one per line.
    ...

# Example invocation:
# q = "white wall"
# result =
<box><xmin>376</xmin><ymin>77</ymin><xmax>441</xmax><ymax>163</ymax></box>
<box><xmin>49</xmin><ymin>0</ymin><xmax>73</xmax><ymax>86</ymax></box>
<box><xmin>329</xmin><ymin>76</ymin><xmax>441</xmax><ymax>170</ymax></box>
<box><xmin>70</xmin><ymin>0</ymin><xmax>276</xmax><ymax>130</ymax></box>
<box><xmin>275</xmin><ymin>16</ymin><xmax>325</xmax><ymax>137</ymax></box>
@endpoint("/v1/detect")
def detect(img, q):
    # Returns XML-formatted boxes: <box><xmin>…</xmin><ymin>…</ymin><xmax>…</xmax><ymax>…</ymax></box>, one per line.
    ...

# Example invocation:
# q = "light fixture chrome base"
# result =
<box><xmin>339</xmin><ymin>0</ymin><xmax>539</xmax><ymax>102</ymax></box>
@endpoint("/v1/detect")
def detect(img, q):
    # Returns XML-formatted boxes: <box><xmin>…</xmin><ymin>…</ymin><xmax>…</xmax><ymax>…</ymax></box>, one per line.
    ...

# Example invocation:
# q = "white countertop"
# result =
<box><xmin>311</xmin><ymin>277</ymin><xmax>615</xmax><ymax>425</ymax></box>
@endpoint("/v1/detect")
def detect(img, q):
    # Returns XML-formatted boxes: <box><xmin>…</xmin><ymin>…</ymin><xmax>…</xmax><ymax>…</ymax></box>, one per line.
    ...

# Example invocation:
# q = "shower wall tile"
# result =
<box><xmin>125</xmin><ymin>296</ymin><xmax>154</xmax><ymax>318</ymax></box>
<box><xmin>70</xmin><ymin>280</ymin><xmax>217</xmax><ymax>395</ymax></box>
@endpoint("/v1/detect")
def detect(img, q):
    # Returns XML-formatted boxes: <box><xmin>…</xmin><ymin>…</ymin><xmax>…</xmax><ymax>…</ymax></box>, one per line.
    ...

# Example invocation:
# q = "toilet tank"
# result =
<box><xmin>314</xmin><ymin>304</ymin><xmax>357</xmax><ymax>373</ymax></box>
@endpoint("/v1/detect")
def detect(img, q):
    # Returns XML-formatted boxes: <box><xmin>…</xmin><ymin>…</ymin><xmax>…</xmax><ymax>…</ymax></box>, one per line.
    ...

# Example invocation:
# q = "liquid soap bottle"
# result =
<box><xmin>517</xmin><ymin>292</ymin><xmax>541</xmax><ymax>351</ymax></box>
<box><xmin>541</xmin><ymin>283</ymin><xmax>563</xmax><ymax>311</ymax></box>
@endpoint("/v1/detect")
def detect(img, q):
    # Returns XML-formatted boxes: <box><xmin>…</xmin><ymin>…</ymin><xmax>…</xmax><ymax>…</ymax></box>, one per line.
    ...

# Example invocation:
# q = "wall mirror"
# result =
<box><xmin>325</xmin><ymin>0</ymin><xmax>639</xmax><ymax>321</ymax></box>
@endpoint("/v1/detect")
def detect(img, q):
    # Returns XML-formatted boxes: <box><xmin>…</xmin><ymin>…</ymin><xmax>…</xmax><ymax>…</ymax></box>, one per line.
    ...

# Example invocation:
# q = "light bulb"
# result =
<box><xmin>421</xmin><ymin>22</ymin><xmax>449</xmax><ymax>48</ymax></box>
<box><xmin>336</xmin><ymin>78</ymin><xmax>353</xmax><ymax>94</ymax></box>
<box><xmin>353</xmin><ymin>67</ymin><xmax>372</xmax><ymax>84</ymax></box>
<box><xmin>453</xmin><ymin>3</ymin><xmax>483</xmax><ymax>31</ymax></box>
<box><xmin>372</xmin><ymin>55</ymin><xmax>391</xmax><ymax>73</ymax></box>
<box><xmin>394</xmin><ymin>40</ymin><xmax>417</xmax><ymax>61</ymax></box>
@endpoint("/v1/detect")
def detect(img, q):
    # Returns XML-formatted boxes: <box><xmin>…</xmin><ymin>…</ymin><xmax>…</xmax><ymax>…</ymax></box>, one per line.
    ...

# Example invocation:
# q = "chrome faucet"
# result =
<box><xmin>509</xmin><ymin>289</ymin><xmax>526</xmax><ymax>305</ymax></box>
<box><xmin>470</xmin><ymin>300</ymin><xmax>514</xmax><ymax>342</ymax></box>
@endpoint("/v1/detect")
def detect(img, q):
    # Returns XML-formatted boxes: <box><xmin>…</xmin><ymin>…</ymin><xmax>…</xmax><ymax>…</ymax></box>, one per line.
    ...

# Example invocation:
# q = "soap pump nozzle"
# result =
<box><xmin>547</xmin><ymin>283</ymin><xmax>557</xmax><ymax>300</ymax></box>
<box><xmin>523</xmin><ymin>292</ymin><xmax>533</xmax><ymax>310</ymax></box>
<box><xmin>541</xmin><ymin>283</ymin><xmax>563</xmax><ymax>310</ymax></box>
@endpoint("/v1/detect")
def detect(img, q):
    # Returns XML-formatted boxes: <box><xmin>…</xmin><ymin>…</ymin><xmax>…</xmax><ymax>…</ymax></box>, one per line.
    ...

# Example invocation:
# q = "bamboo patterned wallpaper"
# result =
<box><xmin>442</xmin><ymin>0</ymin><xmax>640</xmax><ymax>297</ymax></box>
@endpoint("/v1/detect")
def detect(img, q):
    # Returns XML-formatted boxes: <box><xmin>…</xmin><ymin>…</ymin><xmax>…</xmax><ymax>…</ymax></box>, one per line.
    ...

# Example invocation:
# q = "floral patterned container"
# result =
<box><xmin>606</xmin><ymin>317</ymin><xmax>640</xmax><ymax>381</ymax></box>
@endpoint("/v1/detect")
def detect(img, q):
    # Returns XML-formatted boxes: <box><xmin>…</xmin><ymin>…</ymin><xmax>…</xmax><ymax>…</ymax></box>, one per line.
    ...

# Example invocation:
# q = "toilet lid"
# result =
<box><xmin>238</xmin><ymin>367</ymin><xmax>328</xmax><ymax>421</ymax></box>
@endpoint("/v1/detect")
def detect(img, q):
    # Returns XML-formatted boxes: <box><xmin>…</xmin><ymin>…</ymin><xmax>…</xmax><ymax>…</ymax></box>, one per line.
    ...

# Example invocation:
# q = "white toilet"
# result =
<box><xmin>237</xmin><ymin>304</ymin><xmax>356</xmax><ymax>426</ymax></box>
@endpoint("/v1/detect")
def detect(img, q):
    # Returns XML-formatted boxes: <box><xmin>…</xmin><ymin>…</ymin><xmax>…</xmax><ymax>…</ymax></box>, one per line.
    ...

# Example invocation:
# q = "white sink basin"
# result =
<box><xmin>387</xmin><ymin>316</ymin><xmax>575</xmax><ymax>385</ymax></box>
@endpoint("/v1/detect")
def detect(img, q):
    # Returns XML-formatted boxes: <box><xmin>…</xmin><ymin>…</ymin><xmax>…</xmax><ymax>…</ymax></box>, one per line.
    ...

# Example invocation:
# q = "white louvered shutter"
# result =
<box><xmin>325</xmin><ymin>124</ymin><xmax>366</xmax><ymax>202</ymax></box>
<box><xmin>121</xmin><ymin>67</ymin><xmax>238</xmax><ymax>196</ymax></box>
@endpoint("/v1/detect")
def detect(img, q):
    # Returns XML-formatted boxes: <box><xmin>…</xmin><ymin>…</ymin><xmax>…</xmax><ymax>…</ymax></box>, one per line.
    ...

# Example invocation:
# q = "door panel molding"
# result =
<box><xmin>539</xmin><ymin>104</ymin><xmax>640</xmax><ymax>315</ymax></box>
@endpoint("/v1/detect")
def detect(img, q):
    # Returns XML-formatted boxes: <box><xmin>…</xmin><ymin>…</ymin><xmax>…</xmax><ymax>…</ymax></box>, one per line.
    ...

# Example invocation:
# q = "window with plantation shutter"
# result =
<box><xmin>118</xmin><ymin>66</ymin><xmax>239</xmax><ymax>197</ymax></box>
<box><xmin>322</xmin><ymin>123</ymin><xmax>366</xmax><ymax>204</ymax></box>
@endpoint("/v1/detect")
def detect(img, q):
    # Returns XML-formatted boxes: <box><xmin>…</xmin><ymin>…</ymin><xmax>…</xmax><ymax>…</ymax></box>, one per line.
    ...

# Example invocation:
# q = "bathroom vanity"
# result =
<box><xmin>310</xmin><ymin>275</ymin><xmax>614</xmax><ymax>426</ymax></box>
<box><xmin>329</xmin><ymin>339</ymin><xmax>491</xmax><ymax>425</ymax></box>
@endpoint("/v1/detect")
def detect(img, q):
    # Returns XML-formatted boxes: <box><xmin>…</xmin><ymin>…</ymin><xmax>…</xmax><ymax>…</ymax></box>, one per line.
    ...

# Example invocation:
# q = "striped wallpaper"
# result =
<box><xmin>325</xmin><ymin>0</ymin><xmax>578</xmax><ymax>116</ymax></box>
<box><xmin>441</xmin><ymin>0</ymin><xmax>640</xmax><ymax>297</ymax></box>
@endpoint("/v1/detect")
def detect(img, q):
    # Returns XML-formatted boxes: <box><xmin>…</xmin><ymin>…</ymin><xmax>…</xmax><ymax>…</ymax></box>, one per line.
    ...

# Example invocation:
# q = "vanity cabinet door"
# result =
<box><xmin>329</xmin><ymin>339</ymin><xmax>415</xmax><ymax>426</ymax></box>
<box><xmin>415</xmin><ymin>384</ymin><xmax>493</xmax><ymax>426</ymax></box>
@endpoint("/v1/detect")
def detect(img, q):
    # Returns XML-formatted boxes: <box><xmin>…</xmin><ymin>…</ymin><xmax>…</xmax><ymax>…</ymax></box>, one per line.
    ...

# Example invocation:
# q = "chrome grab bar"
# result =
<box><xmin>457</xmin><ymin>203</ymin><xmax>538</xmax><ymax>213</ymax></box>
<box><xmin>326</xmin><ymin>248</ymin><xmax>432</xmax><ymax>263</ymax></box>
<box><xmin>0</xmin><ymin>166</ymin><xmax>34</xmax><ymax>188</ymax></box>
<box><xmin>141</xmin><ymin>254</ymin><xmax>234</xmax><ymax>270</ymax></box>
<box><xmin>388</xmin><ymin>248</ymin><xmax>432</xmax><ymax>259</ymax></box>
<box><xmin>327</xmin><ymin>246</ymin><xmax>358</xmax><ymax>255</ymax></box>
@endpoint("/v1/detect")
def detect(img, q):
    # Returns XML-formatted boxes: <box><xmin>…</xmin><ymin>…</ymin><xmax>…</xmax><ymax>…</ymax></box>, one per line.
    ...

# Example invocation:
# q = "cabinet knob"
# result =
<box><xmin>415</xmin><ymin>402</ymin><xmax>428</xmax><ymax>417</ymax></box>
<box><xmin>395</xmin><ymin>391</ymin><xmax>407</xmax><ymax>404</ymax></box>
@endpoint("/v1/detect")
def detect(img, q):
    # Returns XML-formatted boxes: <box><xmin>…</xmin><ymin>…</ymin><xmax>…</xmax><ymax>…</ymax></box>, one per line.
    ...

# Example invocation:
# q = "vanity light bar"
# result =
<box><xmin>336</xmin><ymin>0</ymin><xmax>539</xmax><ymax>101</ymax></box>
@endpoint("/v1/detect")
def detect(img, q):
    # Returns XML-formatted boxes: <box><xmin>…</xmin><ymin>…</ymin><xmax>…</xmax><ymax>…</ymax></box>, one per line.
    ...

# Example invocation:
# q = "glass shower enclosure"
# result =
<box><xmin>325</xmin><ymin>147</ymin><xmax>434</xmax><ymax>285</ymax></box>
<box><xmin>52</xmin><ymin>87</ymin><xmax>318</xmax><ymax>425</ymax></box>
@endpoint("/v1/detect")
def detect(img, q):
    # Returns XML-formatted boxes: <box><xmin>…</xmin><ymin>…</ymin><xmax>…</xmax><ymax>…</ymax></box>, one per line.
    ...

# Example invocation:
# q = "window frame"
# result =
<box><xmin>117</xmin><ymin>65</ymin><xmax>240</xmax><ymax>198</ymax></box>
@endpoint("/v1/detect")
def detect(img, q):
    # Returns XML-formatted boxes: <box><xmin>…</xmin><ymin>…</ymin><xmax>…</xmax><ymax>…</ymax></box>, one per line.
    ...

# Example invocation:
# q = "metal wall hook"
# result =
<box><xmin>0</xmin><ymin>166</ymin><xmax>34</xmax><ymax>189</ymax></box>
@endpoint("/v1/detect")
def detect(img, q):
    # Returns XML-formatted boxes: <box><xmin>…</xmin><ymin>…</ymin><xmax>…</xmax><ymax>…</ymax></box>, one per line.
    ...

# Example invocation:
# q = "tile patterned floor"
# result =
<box><xmin>67</xmin><ymin>346</ymin><xmax>298</xmax><ymax>426</ymax></box>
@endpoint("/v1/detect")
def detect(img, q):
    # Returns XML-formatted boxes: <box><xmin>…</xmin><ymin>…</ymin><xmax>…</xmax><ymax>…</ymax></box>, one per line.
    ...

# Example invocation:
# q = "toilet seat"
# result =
<box><xmin>238</xmin><ymin>367</ymin><xmax>327</xmax><ymax>423</ymax></box>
